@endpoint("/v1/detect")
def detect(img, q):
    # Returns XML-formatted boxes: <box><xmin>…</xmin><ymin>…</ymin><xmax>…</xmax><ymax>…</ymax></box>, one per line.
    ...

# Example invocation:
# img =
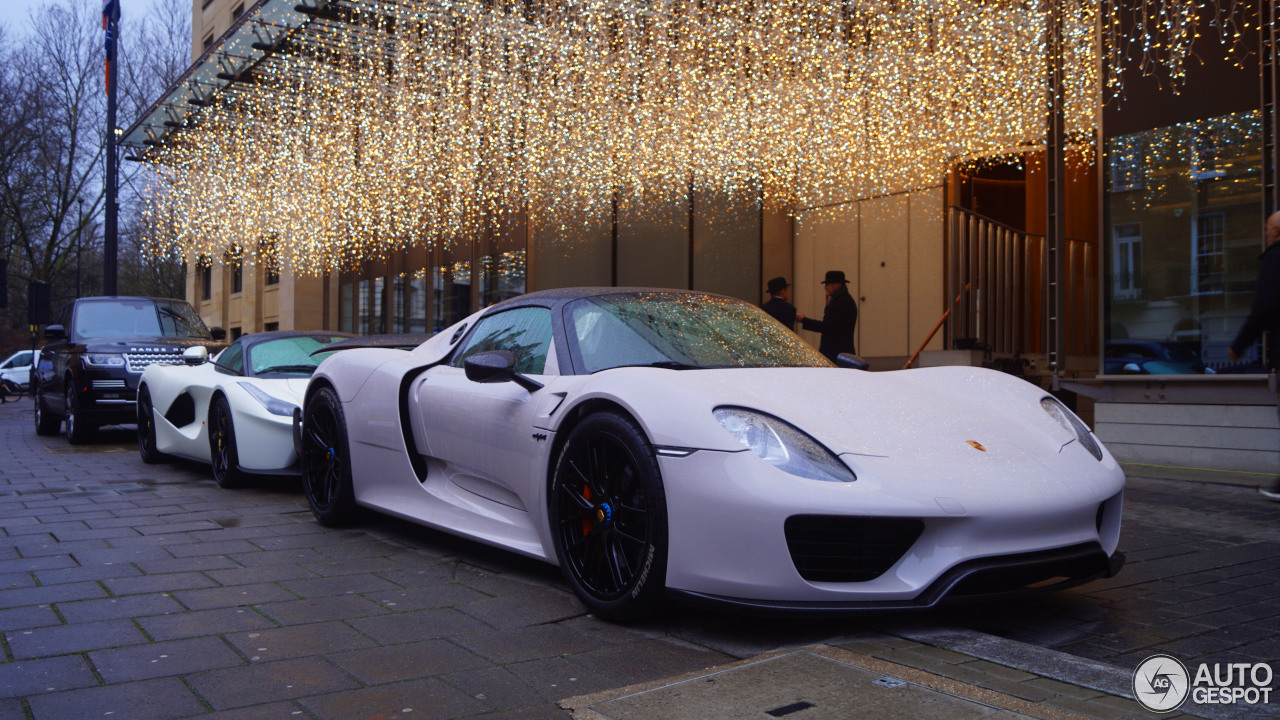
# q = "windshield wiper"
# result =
<box><xmin>255</xmin><ymin>364</ymin><xmax>318</xmax><ymax>374</ymax></box>
<box><xmin>607</xmin><ymin>361</ymin><xmax>703</xmax><ymax>371</ymax></box>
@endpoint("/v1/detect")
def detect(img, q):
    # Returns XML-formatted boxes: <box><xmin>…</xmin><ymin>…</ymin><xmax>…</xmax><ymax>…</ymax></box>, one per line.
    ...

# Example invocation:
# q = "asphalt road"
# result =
<box><xmin>0</xmin><ymin>395</ymin><xmax>1275</xmax><ymax>719</ymax></box>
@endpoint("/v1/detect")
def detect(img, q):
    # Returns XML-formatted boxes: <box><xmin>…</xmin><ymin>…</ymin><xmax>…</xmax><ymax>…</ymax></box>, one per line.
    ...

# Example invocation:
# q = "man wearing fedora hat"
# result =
<box><xmin>761</xmin><ymin>277</ymin><xmax>801</xmax><ymax>330</ymax></box>
<box><xmin>801</xmin><ymin>270</ymin><xmax>857</xmax><ymax>362</ymax></box>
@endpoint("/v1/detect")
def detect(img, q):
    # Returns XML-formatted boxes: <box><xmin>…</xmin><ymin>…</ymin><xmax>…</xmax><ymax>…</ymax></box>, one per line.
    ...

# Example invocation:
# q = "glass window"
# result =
<box><xmin>73</xmin><ymin>299</ymin><xmax>210</xmax><ymax>340</ymax></box>
<box><xmin>247</xmin><ymin>335</ymin><xmax>347</xmax><ymax>376</ymax></box>
<box><xmin>409</xmin><ymin>275</ymin><xmax>427</xmax><ymax>333</ymax></box>
<box><xmin>1112</xmin><ymin>223</ymin><xmax>1142</xmax><ymax>301</ymax></box>
<box><xmin>1192</xmin><ymin>213</ymin><xmax>1225</xmax><ymax>296</ymax></box>
<box><xmin>216</xmin><ymin>342</ymin><xmax>244</xmax><ymax>376</ymax></box>
<box><xmin>434</xmin><ymin>258</ymin><xmax>471</xmax><ymax>333</ymax></box>
<box><xmin>358</xmin><ymin>279</ymin><xmax>370</xmax><ymax>335</ymax></box>
<box><xmin>1105</xmin><ymin>110</ymin><xmax>1261</xmax><ymax>371</ymax></box>
<box><xmin>452</xmin><ymin>307</ymin><xmax>553</xmax><ymax>375</ymax></box>
<box><xmin>339</xmin><ymin>282</ymin><xmax>353</xmax><ymax>333</ymax></box>
<box><xmin>392</xmin><ymin>275</ymin><xmax>406</xmax><ymax>334</ymax></box>
<box><xmin>565</xmin><ymin>292</ymin><xmax>832</xmax><ymax>373</ymax></box>
<box><xmin>373</xmin><ymin>277</ymin><xmax>386</xmax><ymax>334</ymax></box>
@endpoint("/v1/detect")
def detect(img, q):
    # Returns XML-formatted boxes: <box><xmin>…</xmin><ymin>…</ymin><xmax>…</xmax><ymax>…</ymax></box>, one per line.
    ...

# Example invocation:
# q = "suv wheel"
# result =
<box><xmin>65</xmin><ymin>383</ymin><xmax>96</xmax><ymax>445</ymax></box>
<box><xmin>34</xmin><ymin>387</ymin><xmax>60</xmax><ymax>436</ymax></box>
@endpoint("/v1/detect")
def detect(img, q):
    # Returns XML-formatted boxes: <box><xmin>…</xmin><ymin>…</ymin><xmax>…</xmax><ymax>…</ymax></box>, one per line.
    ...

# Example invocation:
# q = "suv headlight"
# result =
<box><xmin>84</xmin><ymin>353</ymin><xmax>125</xmax><ymax>367</ymax></box>
<box><xmin>1040</xmin><ymin>396</ymin><xmax>1103</xmax><ymax>461</ymax></box>
<box><xmin>238</xmin><ymin>382</ymin><xmax>298</xmax><ymax>417</ymax></box>
<box><xmin>713</xmin><ymin>407</ymin><xmax>856</xmax><ymax>482</ymax></box>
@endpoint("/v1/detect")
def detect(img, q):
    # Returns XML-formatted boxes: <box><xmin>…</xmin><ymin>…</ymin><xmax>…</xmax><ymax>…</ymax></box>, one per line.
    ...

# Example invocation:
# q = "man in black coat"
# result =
<box><xmin>1229</xmin><ymin>211</ymin><xmax>1280</xmax><ymax>500</ymax></box>
<box><xmin>761</xmin><ymin>277</ymin><xmax>800</xmax><ymax>330</ymax></box>
<box><xmin>801</xmin><ymin>270</ymin><xmax>857</xmax><ymax>363</ymax></box>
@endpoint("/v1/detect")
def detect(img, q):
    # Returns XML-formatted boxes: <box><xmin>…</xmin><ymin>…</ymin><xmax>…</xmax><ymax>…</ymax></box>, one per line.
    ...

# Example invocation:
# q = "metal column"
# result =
<box><xmin>1045</xmin><ymin>0</ymin><xmax>1068</xmax><ymax>372</ymax></box>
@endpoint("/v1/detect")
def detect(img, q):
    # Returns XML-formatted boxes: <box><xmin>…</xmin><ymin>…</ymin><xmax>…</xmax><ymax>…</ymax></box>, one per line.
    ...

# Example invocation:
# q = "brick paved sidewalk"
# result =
<box><xmin>0</xmin><ymin>397</ymin><xmax>1274</xmax><ymax>719</ymax></box>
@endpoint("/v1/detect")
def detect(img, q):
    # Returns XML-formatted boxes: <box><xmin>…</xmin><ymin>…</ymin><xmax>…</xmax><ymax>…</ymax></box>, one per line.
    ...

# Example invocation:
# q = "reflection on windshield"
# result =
<box><xmin>75</xmin><ymin>299</ymin><xmax>211</xmax><ymax>340</ymax></box>
<box><xmin>567</xmin><ymin>292</ymin><xmax>832</xmax><ymax>373</ymax></box>
<box><xmin>249</xmin><ymin>336</ymin><xmax>348</xmax><ymax>375</ymax></box>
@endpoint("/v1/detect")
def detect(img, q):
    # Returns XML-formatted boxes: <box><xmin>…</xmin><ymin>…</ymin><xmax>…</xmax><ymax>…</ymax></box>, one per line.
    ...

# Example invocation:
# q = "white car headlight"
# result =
<box><xmin>84</xmin><ymin>353</ymin><xmax>125</xmax><ymax>367</ymax></box>
<box><xmin>1040</xmin><ymin>396</ymin><xmax>1103</xmax><ymax>461</ymax></box>
<box><xmin>713</xmin><ymin>407</ymin><xmax>856</xmax><ymax>483</ymax></box>
<box><xmin>237</xmin><ymin>382</ymin><xmax>298</xmax><ymax>417</ymax></box>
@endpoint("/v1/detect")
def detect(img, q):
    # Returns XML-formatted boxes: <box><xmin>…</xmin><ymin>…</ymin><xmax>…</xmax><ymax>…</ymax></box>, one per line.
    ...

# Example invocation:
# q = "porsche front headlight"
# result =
<box><xmin>1040</xmin><ymin>396</ymin><xmax>1103</xmax><ymax>461</ymax></box>
<box><xmin>238</xmin><ymin>382</ymin><xmax>297</xmax><ymax>417</ymax></box>
<box><xmin>713</xmin><ymin>407</ymin><xmax>856</xmax><ymax>483</ymax></box>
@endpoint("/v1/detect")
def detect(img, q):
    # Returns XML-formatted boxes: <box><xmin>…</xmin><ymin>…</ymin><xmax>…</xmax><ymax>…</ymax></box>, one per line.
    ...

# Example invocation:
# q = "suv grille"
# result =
<box><xmin>784</xmin><ymin>515</ymin><xmax>924</xmax><ymax>583</ymax></box>
<box><xmin>125</xmin><ymin>352</ymin><xmax>183</xmax><ymax>373</ymax></box>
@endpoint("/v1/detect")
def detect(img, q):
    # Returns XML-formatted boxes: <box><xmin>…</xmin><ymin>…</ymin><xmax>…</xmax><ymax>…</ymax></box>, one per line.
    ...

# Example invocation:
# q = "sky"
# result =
<box><xmin>1</xmin><ymin>0</ymin><xmax>162</xmax><ymax>35</ymax></box>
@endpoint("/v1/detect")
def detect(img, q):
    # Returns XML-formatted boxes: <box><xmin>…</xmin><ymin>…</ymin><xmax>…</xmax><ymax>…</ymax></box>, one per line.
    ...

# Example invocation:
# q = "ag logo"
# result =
<box><xmin>1134</xmin><ymin>654</ymin><xmax>1190</xmax><ymax>712</ymax></box>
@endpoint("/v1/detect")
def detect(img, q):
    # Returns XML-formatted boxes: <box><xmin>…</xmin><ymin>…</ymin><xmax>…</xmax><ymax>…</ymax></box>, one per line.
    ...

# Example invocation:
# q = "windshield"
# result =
<box><xmin>566</xmin><ymin>292</ymin><xmax>832</xmax><ymax>373</ymax></box>
<box><xmin>73</xmin><ymin>299</ymin><xmax>211</xmax><ymax>340</ymax></box>
<box><xmin>248</xmin><ymin>335</ymin><xmax>350</xmax><ymax>376</ymax></box>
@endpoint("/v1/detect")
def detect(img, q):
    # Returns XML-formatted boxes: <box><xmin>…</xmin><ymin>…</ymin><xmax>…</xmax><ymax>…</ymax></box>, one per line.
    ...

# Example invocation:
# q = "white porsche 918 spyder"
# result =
<box><xmin>296</xmin><ymin>288</ymin><xmax>1124</xmax><ymax>620</ymax></box>
<box><xmin>137</xmin><ymin>331</ymin><xmax>353</xmax><ymax>486</ymax></box>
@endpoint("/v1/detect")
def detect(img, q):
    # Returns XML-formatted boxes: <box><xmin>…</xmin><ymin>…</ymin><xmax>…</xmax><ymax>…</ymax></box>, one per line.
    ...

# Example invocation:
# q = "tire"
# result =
<box><xmin>549</xmin><ymin>411</ymin><xmax>668</xmax><ymax>621</ymax></box>
<box><xmin>65</xmin><ymin>382</ymin><xmax>96</xmax><ymax>445</ymax></box>
<box><xmin>137</xmin><ymin>387</ymin><xmax>167</xmax><ymax>464</ymax></box>
<box><xmin>34</xmin><ymin>387</ymin><xmax>60</xmax><ymax>436</ymax></box>
<box><xmin>0</xmin><ymin>379</ymin><xmax>19</xmax><ymax>403</ymax></box>
<box><xmin>209</xmin><ymin>396</ymin><xmax>247</xmax><ymax>488</ymax></box>
<box><xmin>300</xmin><ymin>387</ymin><xmax>358</xmax><ymax>526</ymax></box>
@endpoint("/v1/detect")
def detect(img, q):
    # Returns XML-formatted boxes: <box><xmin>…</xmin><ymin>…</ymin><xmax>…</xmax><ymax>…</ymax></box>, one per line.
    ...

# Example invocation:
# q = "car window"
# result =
<box><xmin>73</xmin><ymin>299</ymin><xmax>210</xmax><ymax>340</ymax></box>
<box><xmin>452</xmin><ymin>307</ymin><xmax>553</xmax><ymax>375</ymax></box>
<box><xmin>156</xmin><ymin>300</ymin><xmax>212</xmax><ymax>338</ymax></box>
<box><xmin>248</xmin><ymin>335</ymin><xmax>348</xmax><ymax>376</ymax></box>
<box><xmin>566</xmin><ymin>292</ymin><xmax>832</xmax><ymax>373</ymax></box>
<box><xmin>217</xmin><ymin>342</ymin><xmax>245</xmax><ymax>376</ymax></box>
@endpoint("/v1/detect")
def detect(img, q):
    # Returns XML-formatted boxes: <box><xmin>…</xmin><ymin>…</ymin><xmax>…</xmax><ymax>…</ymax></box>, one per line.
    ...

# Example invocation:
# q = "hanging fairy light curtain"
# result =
<box><xmin>141</xmin><ymin>0</ymin><xmax>1253</xmax><ymax>275</ymax></box>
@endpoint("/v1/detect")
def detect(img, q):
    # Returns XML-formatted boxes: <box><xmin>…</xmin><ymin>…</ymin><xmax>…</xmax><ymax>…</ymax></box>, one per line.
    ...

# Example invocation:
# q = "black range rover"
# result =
<box><xmin>34</xmin><ymin>296</ymin><xmax>225</xmax><ymax>444</ymax></box>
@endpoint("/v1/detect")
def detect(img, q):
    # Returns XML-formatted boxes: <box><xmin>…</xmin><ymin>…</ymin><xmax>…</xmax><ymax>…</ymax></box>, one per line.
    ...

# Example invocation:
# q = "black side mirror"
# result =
<box><xmin>835</xmin><ymin>352</ymin><xmax>870</xmax><ymax>371</ymax></box>
<box><xmin>464</xmin><ymin>350</ymin><xmax>543</xmax><ymax>392</ymax></box>
<box><xmin>210</xmin><ymin>326</ymin><xmax>227</xmax><ymax>341</ymax></box>
<box><xmin>43</xmin><ymin>324</ymin><xmax>65</xmax><ymax>341</ymax></box>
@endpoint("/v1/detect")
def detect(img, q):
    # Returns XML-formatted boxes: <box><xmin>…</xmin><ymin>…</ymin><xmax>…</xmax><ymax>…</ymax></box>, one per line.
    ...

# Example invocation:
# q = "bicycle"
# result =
<box><xmin>0</xmin><ymin>378</ymin><xmax>25</xmax><ymax>403</ymax></box>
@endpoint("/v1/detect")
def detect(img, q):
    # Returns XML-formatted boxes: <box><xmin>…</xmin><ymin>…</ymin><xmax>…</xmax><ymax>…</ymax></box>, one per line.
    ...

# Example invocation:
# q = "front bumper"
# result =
<box><xmin>657</xmin><ymin>447</ymin><xmax>1125</xmax><ymax>608</ymax></box>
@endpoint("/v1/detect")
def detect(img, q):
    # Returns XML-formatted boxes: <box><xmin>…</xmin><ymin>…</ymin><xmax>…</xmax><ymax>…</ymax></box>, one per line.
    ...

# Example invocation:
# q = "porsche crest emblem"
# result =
<box><xmin>966</xmin><ymin>440</ymin><xmax>987</xmax><ymax>452</ymax></box>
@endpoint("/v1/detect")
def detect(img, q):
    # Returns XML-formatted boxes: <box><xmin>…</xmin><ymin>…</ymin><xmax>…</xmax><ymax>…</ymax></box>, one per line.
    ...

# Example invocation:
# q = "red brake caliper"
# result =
<box><xmin>581</xmin><ymin>485</ymin><xmax>593</xmax><ymax>537</ymax></box>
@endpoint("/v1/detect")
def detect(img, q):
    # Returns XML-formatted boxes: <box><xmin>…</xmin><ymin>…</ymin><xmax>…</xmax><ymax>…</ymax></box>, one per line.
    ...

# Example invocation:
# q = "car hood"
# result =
<box><xmin>585</xmin><ymin>365</ymin><xmax>1073</xmax><ymax>461</ymax></box>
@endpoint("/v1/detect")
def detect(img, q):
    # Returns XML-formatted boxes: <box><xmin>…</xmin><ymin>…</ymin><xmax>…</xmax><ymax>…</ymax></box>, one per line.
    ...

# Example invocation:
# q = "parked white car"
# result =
<box><xmin>0</xmin><ymin>350</ymin><xmax>34</xmax><ymax>390</ymax></box>
<box><xmin>296</xmin><ymin>288</ymin><xmax>1126</xmax><ymax>620</ymax></box>
<box><xmin>137</xmin><ymin>331</ymin><xmax>352</xmax><ymax>486</ymax></box>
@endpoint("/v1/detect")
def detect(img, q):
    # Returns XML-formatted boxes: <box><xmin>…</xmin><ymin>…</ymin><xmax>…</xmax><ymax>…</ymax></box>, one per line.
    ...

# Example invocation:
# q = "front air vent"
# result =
<box><xmin>164</xmin><ymin>392</ymin><xmax>196</xmax><ymax>428</ymax></box>
<box><xmin>784</xmin><ymin>515</ymin><xmax>924</xmax><ymax>583</ymax></box>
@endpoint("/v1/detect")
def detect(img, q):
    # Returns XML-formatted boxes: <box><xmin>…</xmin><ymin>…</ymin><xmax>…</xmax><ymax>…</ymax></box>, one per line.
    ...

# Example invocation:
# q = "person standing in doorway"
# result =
<box><xmin>801</xmin><ymin>270</ymin><xmax>857</xmax><ymax>363</ymax></box>
<box><xmin>761</xmin><ymin>277</ymin><xmax>802</xmax><ymax>330</ymax></box>
<box><xmin>1229</xmin><ymin>211</ymin><xmax>1280</xmax><ymax>500</ymax></box>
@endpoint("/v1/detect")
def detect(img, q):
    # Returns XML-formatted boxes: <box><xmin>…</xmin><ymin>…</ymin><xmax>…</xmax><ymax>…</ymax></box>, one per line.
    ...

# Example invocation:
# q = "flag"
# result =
<box><xmin>103</xmin><ymin>0</ymin><xmax>120</xmax><ymax>93</ymax></box>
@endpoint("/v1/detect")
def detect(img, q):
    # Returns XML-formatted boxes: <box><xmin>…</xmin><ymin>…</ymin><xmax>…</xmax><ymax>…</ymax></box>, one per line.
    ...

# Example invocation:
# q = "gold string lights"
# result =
<box><xmin>140</xmin><ymin>0</ymin><xmax>1254</xmax><ymax>275</ymax></box>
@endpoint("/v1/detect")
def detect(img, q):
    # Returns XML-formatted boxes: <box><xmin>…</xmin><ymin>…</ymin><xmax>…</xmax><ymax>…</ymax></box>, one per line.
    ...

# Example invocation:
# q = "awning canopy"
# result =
<box><xmin>123</xmin><ymin>0</ymin><xmax>1248</xmax><ymax>274</ymax></box>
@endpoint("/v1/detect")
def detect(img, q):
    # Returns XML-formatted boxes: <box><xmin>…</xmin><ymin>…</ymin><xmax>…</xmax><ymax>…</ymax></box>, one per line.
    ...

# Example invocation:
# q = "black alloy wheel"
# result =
<box><xmin>300</xmin><ymin>387</ymin><xmax>357</xmax><ymax>526</ymax></box>
<box><xmin>34</xmin><ymin>387</ymin><xmax>60</xmax><ymax>436</ymax></box>
<box><xmin>209</xmin><ymin>396</ymin><xmax>246</xmax><ymax>487</ymax></box>
<box><xmin>550</xmin><ymin>412</ymin><xmax>668</xmax><ymax>621</ymax></box>
<box><xmin>137</xmin><ymin>387</ymin><xmax>166</xmax><ymax>464</ymax></box>
<box><xmin>64</xmin><ymin>382</ymin><xmax>95</xmax><ymax>445</ymax></box>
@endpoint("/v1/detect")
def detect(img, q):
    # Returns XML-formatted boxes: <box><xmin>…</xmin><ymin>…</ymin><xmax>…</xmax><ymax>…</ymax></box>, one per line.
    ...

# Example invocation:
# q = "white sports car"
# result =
<box><xmin>137</xmin><ymin>331</ymin><xmax>353</xmax><ymax>486</ymax></box>
<box><xmin>297</xmin><ymin>288</ymin><xmax>1125</xmax><ymax>620</ymax></box>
